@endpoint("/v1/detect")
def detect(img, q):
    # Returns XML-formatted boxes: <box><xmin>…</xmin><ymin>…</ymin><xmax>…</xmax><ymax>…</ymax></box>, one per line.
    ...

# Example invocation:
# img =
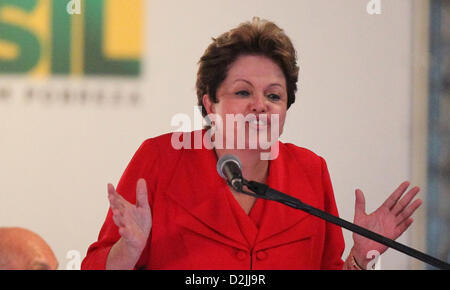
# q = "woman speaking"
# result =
<box><xmin>81</xmin><ymin>18</ymin><xmax>422</xmax><ymax>270</ymax></box>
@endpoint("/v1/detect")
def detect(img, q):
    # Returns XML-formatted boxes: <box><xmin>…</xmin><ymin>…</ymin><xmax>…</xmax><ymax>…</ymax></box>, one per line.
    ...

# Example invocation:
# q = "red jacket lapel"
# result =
<box><xmin>165</xmin><ymin>131</ymin><xmax>322</xmax><ymax>253</ymax></box>
<box><xmin>255</xmin><ymin>142</ymin><xmax>320</xmax><ymax>248</ymax></box>
<box><xmin>166</xmin><ymin>135</ymin><xmax>248</xmax><ymax>249</ymax></box>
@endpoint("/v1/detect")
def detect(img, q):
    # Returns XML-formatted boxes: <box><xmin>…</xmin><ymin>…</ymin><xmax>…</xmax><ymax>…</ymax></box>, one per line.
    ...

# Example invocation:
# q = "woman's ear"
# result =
<box><xmin>202</xmin><ymin>94</ymin><xmax>215</xmax><ymax>115</ymax></box>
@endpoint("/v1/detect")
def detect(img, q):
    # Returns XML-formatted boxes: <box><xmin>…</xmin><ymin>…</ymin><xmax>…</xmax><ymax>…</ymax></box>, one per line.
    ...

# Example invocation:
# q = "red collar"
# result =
<box><xmin>166</xmin><ymin>130</ymin><xmax>319</xmax><ymax>251</ymax></box>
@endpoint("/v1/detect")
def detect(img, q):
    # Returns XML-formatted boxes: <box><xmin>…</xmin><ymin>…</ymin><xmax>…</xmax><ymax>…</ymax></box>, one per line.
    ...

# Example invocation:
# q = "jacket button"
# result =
<box><xmin>235</xmin><ymin>251</ymin><xmax>247</xmax><ymax>261</ymax></box>
<box><xmin>256</xmin><ymin>250</ymin><xmax>268</xmax><ymax>261</ymax></box>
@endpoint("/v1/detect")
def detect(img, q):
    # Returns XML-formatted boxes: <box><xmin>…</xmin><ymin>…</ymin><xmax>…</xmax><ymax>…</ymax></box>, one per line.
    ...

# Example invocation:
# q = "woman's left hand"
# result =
<box><xmin>350</xmin><ymin>181</ymin><xmax>422</xmax><ymax>269</ymax></box>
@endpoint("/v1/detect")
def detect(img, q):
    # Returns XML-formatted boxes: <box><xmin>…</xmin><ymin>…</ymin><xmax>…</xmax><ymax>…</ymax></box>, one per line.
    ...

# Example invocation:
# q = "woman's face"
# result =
<box><xmin>203</xmin><ymin>54</ymin><xmax>288</xmax><ymax>150</ymax></box>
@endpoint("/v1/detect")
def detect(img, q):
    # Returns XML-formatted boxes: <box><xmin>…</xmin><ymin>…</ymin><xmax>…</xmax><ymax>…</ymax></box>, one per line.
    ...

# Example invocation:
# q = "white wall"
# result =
<box><xmin>0</xmin><ymin>0</ymin><xmax>424</xmax><ymax>269</ymax></box>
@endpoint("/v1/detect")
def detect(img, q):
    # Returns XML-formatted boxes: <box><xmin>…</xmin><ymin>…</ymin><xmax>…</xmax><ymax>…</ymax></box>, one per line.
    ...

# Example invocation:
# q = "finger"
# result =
<box><xmin>108</xmin><ymin>183</ymin><xmax>130</xmax><ymax>208</ymax></box>
<box><xmin>136</xmin><ymin>178</ymin><xmax>149</xmax><ymax>209</ymax></box>
<box><xmin>394</xmin><ymin>218</ymin><xmax>414</xmax><ymax>238</ymax></box>
<box><xmin>112</xmin><ymin>210</ymin><xmax>126</xmax><ymax>228</ymax></box>
<box><xmin>107</xmin><ymin>183</ymin><xmax>116</xmax><ymax>195</ymax></box>
<box><xmin>391</xmin><ymin>186</ymin><xmax>420</xmax><ymax>216</ymax></box>
<box><xmin>381</xmin><ymin>181</ymin><xmax>410</xmax><ymax>210</ymax></box>
<box><xmin>107</xmin><ymin>183</ymin><xmax>121</xmax><ymax>208</ymax></box>
<box><xmin>111</xmin><ymin>207</ymin><xmax>125</xmax><ymax>226</ymax></box>
<box><xmin>354</xmin><ymin>189</ymin><xmax>366</xmax><ymax>219</ymax></box>
<box><xmin>112</xmin><ymin>207</ymin><xmax>124</xmax><ymax>218</ymax></box>
<box><xmin>395</xmin><ymin>198</ymin><xmax>422</xmax><ymax>226</ymax></box>
<box><xmin>108</xmin><ymin>183</ymin><xmax>126</xmax><ymax>203</ymax></box>
<box><xmin>108</xmin><ymin>191</ymin><xmax>124</xmax><ymax>210</ymax></box>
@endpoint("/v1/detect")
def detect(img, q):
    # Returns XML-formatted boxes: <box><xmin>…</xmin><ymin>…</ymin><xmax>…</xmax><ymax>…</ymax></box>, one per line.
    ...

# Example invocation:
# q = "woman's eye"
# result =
<box><xmin>235</xmin><ymin>90</ymin><xmax>250</xmax><ymax>97</ymax></box>
<box><xmin>268</xmin><ymin>93</ymin><xmax>281</xmax><ymax>101</ymax></box>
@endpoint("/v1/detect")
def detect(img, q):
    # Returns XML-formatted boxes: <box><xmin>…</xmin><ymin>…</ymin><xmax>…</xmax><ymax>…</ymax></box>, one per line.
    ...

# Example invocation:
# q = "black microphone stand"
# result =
<box><xmin>232</xmin><ymin>179</ymin><xmax>450</xmax><ymax>270</ymax></box>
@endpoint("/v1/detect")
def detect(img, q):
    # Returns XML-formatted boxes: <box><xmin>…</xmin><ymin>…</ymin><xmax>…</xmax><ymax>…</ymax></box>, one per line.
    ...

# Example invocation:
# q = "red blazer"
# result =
<box><xmin>81</xmin><ymin>130</ymin><xmax>345</xmax><ymax>270</ymax></box>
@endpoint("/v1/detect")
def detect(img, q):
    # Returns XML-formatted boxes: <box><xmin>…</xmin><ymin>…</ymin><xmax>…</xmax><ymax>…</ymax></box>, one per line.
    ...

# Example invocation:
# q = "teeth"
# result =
<box><xmin>250</xmin><ymin>120</ymin><xmax>267</xmax><ymax>126</ymax></box>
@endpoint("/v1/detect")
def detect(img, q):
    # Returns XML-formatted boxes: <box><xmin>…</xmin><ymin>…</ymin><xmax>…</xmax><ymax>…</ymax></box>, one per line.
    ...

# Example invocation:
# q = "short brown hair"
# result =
<box><xmin>196</xmin><ymin>17</ymin><xmax>299</xmax><ymax>117</ymax></box>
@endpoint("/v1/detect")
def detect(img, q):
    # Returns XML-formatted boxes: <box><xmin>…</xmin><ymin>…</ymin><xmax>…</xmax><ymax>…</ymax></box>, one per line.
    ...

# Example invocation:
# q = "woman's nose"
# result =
<box><xmin>250</xmin><ymin>94</ymin><xmax>268</xmax><ymax>113</ymax></box>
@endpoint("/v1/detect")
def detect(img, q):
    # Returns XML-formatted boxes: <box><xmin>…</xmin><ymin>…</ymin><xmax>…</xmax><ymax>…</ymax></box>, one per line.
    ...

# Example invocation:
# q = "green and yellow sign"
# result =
<box><xmin>0</xmin><ymin>0</ymin><xmax>142</xmax><ymax>76</ymax></box>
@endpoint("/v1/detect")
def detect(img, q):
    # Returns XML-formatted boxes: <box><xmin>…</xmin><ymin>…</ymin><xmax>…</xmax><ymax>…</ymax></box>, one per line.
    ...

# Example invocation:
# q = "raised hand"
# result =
<box><xmin>107</xmin><ymin>178</ymin><xmax>152</xmax><ymax>254</ymax></box>
<box><xmin>351</xmin><ymin>181</ymin><xmax>422</xmax><ymax>268</ymax></box>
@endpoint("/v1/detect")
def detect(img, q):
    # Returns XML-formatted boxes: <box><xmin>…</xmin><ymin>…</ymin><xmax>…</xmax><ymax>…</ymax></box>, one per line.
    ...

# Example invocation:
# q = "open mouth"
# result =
<box><xmin>248</xmin><ymin>118</ymin><xmax>269</xmax><ymax>130</ymax></box>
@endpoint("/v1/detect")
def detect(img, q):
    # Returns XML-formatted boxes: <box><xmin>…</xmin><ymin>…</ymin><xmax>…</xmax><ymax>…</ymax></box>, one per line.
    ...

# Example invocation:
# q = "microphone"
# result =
<box><xmin>217</xmin><ymin>155</ymin><xmax>244</xmax><ymax>191</ymax></box>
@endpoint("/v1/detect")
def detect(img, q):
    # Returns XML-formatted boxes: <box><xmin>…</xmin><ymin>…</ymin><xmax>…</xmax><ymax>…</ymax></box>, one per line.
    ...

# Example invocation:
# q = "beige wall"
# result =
<box><xmin>0</xmin><ymin>0</ymin><xmax>428</xmax><ymax>269</ymax></box>
<box><xmin>410</xmin><ymin>0</ymin><xmax>430</xmax><ymax>270</ymax></box>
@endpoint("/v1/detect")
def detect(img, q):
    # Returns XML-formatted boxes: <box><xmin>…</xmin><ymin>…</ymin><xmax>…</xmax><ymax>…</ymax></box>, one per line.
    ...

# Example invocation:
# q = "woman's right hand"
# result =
<box><xmin>107</xmin><ymin>178</ymin><xmax>152</xmax><ymax>254</ymax></box>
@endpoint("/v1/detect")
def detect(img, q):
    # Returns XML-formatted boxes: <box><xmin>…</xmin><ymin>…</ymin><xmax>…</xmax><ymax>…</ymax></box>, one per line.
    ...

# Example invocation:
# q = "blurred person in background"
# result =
<box><xmin>0</xmin><ymin>227</ymin><xmax>58</xmax><ymax>270</ymax></box>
